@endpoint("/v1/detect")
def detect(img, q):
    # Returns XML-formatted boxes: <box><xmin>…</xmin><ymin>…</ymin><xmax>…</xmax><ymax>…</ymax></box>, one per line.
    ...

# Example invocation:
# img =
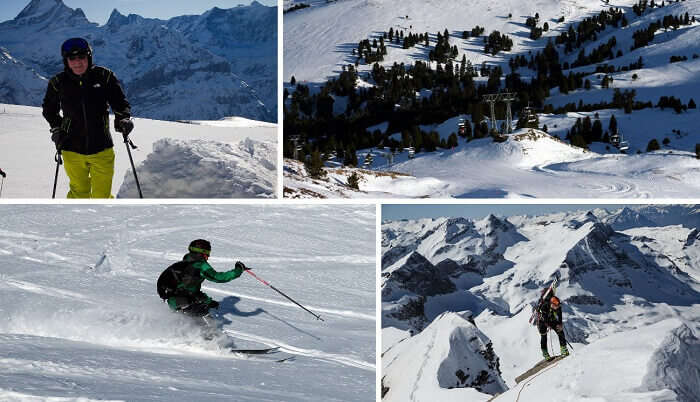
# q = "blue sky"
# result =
<box><xmin>0</xmin><ymin>0</ymin><xmax>277</xmax><ymax>25</ymax></box>
<box><xmin>382</xmin><ymin>204</ymin><xmax>644</xmax><ymax>221</ymax></box>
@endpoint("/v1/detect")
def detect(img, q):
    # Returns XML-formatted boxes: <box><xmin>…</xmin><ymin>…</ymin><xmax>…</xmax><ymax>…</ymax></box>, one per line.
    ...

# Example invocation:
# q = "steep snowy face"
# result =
<box><xmin>0</xmin><ymin>48</ymin><xmax>47</xmax><ymax>105</ymax></box>
<box><xmin>165</xmin><ymin>3</ymin><xmax>277</xmax><ymax>116</ymax></box>
<box><xmin>382</xmin><ymin>312</ymin><xmax>507</xmax><ymax>401</ymax></box>
<box><xmin>383</xmin><ymin>215</ymin><xmax>526</xmax><ymax>277</ymax></box>
<box><xmin>603</xmin><ymin>206</ymin><xmax>660</xmax><ymax>231</ymax></box>
<box><xmin>382</xmin><ymin>252</ymin><xmax>455</xmax><ymax>300</ymax></box>
<box><xmin>0</xmin><ymin>0</ymin><xmax>276</xmax><ymax>122</ymax></box>
<box><xmin>640</xmin><ymin>323</ymin><xmax>700</xmax><ymax>400</ymax></box>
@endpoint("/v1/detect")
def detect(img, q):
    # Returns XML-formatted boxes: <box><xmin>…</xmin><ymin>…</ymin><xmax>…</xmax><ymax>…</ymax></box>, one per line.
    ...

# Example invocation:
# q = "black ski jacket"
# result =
<box><xmin>42</xmin><ymin>66</ymin><xmax>130</xmax><ymax>155</ymax></box>
<box><xmin>537</xmin><ymin>303</ymin><xmax>563</xmax><ymax>328</ymax></box>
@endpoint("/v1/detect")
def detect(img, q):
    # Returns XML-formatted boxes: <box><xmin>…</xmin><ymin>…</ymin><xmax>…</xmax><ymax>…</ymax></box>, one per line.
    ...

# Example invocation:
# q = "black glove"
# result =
<box><xmin>235</xmin><ymin>261</ymin><xmax>250</xmax><ymax>271</ymax></box>
<box><xmin>50</xmin><ymin>127</ymin><xmax>68</xmax><ymax>150</ymax></box>
<box><xmin>208</xmin><ymin>300</ymin><xmax>220</xmax><ymax>309</ymax></box>
<box><xmin>0</xmin><ymin>168</ymin><xmax>5</xmax><ymax>178</ymax></box>
<box><xmin>115</xmin><ymin>118</ymin><xmax>134</xmax><ymax>136</ymax></box>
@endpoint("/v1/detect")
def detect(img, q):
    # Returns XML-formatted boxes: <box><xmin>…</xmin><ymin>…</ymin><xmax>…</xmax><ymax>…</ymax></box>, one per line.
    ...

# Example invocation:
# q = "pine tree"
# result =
<box><xmin>592</xmin><ymin>119</ymin><xmax>603</xmax><ymax>142</ymax></box>
<box><xmin>609</xmin><ymin>114</ymin><xmax>618</xmax><ymax>134</ymax></box>
<box><xmin>347</xmin><ymin>171</ymin><xmax>360</xmax><ymax>189</ymax></box>
<box><xmin>291</xmin><ymin>76</ymin><xmax>296</xmax><ymax>86</ymax></box>
<box><xmin>696</xmin><ymin>144</ymin><xmax>700</xmax><ymax>159</ymax></box>
<box><xmin>447</xmin><ymin>133</ymin><xmax>458</xmax><ymax>148</ymax></box>
<box><xmin>306</xmin><ymin>150</ymin><xmax>327</xmax><ymax>178</ymax></box>
<box><xmin>689</xmin><ymin>98</ymin><xmax>696</xmax><ymax>109</ymax></box>
<box><xmin>646</xmin><ymin>139</ymin><xmax>660</xmax><ymax>152</ymax></box>
<box><xmin>571</xmin><ymin>133</ymin><xmax>588</xmax><ymax>149</ymax></box>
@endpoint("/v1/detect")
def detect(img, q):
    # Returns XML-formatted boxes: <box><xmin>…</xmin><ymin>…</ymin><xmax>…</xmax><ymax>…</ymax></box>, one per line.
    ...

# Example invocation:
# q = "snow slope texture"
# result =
<box><xmin>0</xmin><ymin>204</ymin><xmax>376</xmax><ymax>401</ymax></box>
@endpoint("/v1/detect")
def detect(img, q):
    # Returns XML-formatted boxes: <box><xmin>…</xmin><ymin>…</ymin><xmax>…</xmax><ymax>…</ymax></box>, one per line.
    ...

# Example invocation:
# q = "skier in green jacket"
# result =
<box><xmin>163</xmin><ymin>239</ymin><xmax>249</xmax><ymax>317</ymax></box>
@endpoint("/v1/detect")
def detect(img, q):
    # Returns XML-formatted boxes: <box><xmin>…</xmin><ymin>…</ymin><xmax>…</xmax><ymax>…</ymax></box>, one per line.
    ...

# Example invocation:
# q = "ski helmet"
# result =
<box><xmin>550</xmin><ymin>296</ymin><xmax>560</xmax><ymax>306</ymax></box>
<box><xmin>61</xmin><ymin>37</ymin><xmax>93</xmax><ymax>70</ymax></box>
<box><xmin>188</xmin><ymin>239</ymin><xmax>211</xmax><ymax>256</ymax></box>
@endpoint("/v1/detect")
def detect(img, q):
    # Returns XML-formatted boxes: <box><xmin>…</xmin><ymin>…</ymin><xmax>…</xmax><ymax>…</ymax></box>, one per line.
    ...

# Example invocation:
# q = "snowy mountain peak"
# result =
<box><xmin>15</xmin><ymin>0</ymin><xmax>63</xmax><ymax>20</ymax></box>
<box><xmin>105</xmin><ymin>9</ymin><xmax>128</xmax><ymax>28</ymax></box>
<box><xmin>382</xmin><ymin>311</ymin><xmax>507</xmax><ymax>401</ymax></box>
<box><xmin>383</xmin><ymin>251</ymin><xmax>455</xmax><ymax>300</ymax></box>
<box><xmin>13</xmin><ymin>0</ymin><xmax>90</xmax><ymax>27</ymax></box>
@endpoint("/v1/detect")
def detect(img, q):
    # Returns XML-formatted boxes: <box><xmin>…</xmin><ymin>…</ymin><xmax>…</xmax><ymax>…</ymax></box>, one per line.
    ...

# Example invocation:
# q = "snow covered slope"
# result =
<box><xmin>284</xmin><ymin>0</ymin><xmax>608</xmax><ymax>82</ymax></box>
<box><xmin>382</xmin><ymin>205</ymin><xmax>700</xmax><ymax>400</ymax></box>
<box><xmin>0</xmin><ymin>103</ymin><xmax>277</xmax><ymax>198</ymax></box>
<box><xmin>285</xmin><ymin>129</ymin><xmax>700</xmax><ymax>198</ymax></box>
<box><xmin>0</xmin><ymin>0</ymin><xmax>277</xmax><ymax>122</ymax></box>
<box><xmin>284</xmin><ymin>0</ymin><xmax>700</xmax><ymax>198</ymax></box>
<box><xmin>0</xmin><ymin>204</ymin><xmax>375</xmax><ymax>401</ymax></box>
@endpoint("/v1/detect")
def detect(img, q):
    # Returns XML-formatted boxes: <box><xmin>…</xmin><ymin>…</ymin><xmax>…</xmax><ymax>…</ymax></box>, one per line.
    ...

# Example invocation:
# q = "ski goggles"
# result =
<box><xmin>188</xmin><ymin>246</ymin><xmax>211</xmax><ymax>256</ymax></box>
<box><xmin>61</xmin><ymin>38</ymin><xmax>90</xmax><ymax>58</ymax></box>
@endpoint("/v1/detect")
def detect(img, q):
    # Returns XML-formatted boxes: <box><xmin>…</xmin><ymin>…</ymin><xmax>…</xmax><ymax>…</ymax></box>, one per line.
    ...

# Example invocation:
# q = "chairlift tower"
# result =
<box><xmin>499</xmin><ymin>92</ymin><xmax>517</xmax><ymax>134</ymax></box>
<box><xmin>289</xmin><ymin>135</ymin><xmax>301</xmax><ymax>160</ymax></box>
<box><xmin>482</xmin><ymin>94</ymin><xmax>499</xmax><ymax>134</ymax></box>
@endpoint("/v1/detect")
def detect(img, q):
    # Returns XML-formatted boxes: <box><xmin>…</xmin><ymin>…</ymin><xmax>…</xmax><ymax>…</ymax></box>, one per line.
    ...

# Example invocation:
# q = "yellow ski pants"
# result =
<box><xmin>62</xmin><ymin>147</ymin><xmax>115</xmax><ymax>198</ymax></box>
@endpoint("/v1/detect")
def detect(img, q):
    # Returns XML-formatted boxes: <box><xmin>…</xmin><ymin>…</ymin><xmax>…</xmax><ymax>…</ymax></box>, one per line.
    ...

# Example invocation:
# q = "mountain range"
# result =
<box><xmin>382</xmin><ymin>205</ymin><xmax>700</xmax><ymax>401</ymax></box>
<box><xmin>0</xmin><ymin>0</ymin><xmax>276</xmax><ymax>122</ymax></box>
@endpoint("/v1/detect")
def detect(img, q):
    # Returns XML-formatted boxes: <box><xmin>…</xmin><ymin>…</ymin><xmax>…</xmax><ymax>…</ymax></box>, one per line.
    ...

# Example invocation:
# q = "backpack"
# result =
<box><xmin>157</xmin><ymin>260</ymin><xmax>190</xmax><ymax>300</ymax></box>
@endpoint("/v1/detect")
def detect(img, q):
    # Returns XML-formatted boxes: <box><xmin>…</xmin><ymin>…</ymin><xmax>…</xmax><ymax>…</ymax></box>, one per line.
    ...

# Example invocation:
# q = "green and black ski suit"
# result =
<box><xmin>537</xmin><ymin>302</ymin><xmax>567</xmax><ymax>350</ymax></box>
<box><xmin>168</xmin><ymin>252</ymin><xmax>244</xmax><ymax>316</ymax></box>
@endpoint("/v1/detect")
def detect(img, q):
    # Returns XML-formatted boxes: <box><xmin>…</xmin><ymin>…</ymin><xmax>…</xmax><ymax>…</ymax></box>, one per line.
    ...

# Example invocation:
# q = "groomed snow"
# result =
<box><xmin>0</xmin><ymin>204</ymin><xmax>376</xmax><ymax>401</ymax></box>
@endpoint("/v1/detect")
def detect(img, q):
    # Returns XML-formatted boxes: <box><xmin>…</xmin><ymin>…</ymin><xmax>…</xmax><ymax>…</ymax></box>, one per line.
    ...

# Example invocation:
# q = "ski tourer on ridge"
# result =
<box><xmin>536</xmin><ymin>294</ymin><xmax>569</xmax><ymax>360</ymax></box>
<box><xmin>157</xmin><ymin>239</ymin><xmax>250</xmax><ymax>317</ymax></box>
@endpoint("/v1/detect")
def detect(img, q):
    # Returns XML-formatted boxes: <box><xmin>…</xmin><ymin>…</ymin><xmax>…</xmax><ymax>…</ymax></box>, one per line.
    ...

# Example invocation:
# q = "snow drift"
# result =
<box><xmin>118</xmin><ymin>137</ymin><xmax>276</xmax><ymax>198</ymax></box>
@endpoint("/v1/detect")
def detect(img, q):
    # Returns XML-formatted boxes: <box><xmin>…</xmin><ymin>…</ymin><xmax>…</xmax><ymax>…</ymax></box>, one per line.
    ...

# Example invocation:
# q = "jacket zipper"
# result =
<box><xmin>80</xmin><ymin>79</ymin><xmax>89</xmax><ymax>153</ymax></box>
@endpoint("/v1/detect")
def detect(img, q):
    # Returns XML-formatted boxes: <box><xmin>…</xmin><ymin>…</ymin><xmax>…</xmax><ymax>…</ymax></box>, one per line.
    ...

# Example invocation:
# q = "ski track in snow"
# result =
<box><xmin>409</xmin><ymin>326</ymin><xmax>438</xmax><ymax>402</ymax></box>
<box><xmin>222</xmin><ymin>329</ymin><xmax>375</xmax><ymax>371</ymax></box>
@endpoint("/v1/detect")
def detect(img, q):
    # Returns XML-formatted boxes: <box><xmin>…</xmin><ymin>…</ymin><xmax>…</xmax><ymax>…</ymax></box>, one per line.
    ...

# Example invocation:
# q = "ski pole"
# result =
<box><xmin>123</xmin><ymin>133</ymin><xmax>143</xmax><ymax>198</ymax></box>
<box><xmin>245</xmin><ymin>269</ymin><xmax>324</xmax><ymax>321</ymax></box>
<box><xmin>563</xmin><ymin>325</ymin><xmax>574</xmax><ymax>351</ymax></box>
<box><xmin>0</xmin><ymin>167</ymin><xmax>5</xmax><ymax>197</ymax></box>
<box><xmin>52</xmin><ymin>150</ymin><xmax>62</xmax><ymax>199</ymax></box>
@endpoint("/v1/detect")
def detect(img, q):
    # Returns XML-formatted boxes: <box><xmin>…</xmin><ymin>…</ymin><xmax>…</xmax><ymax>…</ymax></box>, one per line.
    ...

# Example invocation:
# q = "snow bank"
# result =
<box><xmin>496</xmin><ymin>319</ymin><xmax>698</xmax><ymax>401</ymax></box>
<box><xmin>118</xmin><ymin>137</ymin><xmax>276</xmax><ymax>198</ymax></box>
<box><xmin>383</xmin><ymin>312</ymin><xmax>506</xmax><ymax>402</ymax></box>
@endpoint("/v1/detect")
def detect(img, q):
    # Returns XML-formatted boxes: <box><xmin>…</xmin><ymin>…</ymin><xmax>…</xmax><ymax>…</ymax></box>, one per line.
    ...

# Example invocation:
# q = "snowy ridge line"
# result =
<box><xmin>222</xmin><ymin>329</ymin><xmax>375</xmax><ymax>371</ymax></box>
<box><xmin>204</xmin><ymin>287</ymin><xmax>375</xmax><ymax>321</ymax></box>
<box><xmin>409</xmin><ymin>325</ymin><xmax>438</xmax><ymax>402</ymax></box>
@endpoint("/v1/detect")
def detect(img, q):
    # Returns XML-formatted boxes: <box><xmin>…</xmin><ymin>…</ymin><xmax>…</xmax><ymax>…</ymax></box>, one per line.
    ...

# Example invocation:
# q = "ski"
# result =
<box><xmin>230</xmin><ymin>348</ymin><xmax>296</xmax><ymax>363</ymax></box>
<box><xmin>515</xmin><ymin>354</ymin><xmax>568</xmax><ymax>383</ymax></box>
<box><xmin>229</xmin><ymin>347</ymin><xmax>280</xmax><ymax>354</ymax></box>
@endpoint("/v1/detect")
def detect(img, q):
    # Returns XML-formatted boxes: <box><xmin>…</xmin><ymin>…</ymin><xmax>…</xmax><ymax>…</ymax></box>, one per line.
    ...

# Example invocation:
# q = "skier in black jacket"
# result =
<box><xmin>537</xmin><ymin>296</ymin><xmax>569</xmax><ymax>359</ymax></box>
<box><xmin>42</xmin><ymin>37</ymin><xmax>133</xmax><ymax>198</ymax></box>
